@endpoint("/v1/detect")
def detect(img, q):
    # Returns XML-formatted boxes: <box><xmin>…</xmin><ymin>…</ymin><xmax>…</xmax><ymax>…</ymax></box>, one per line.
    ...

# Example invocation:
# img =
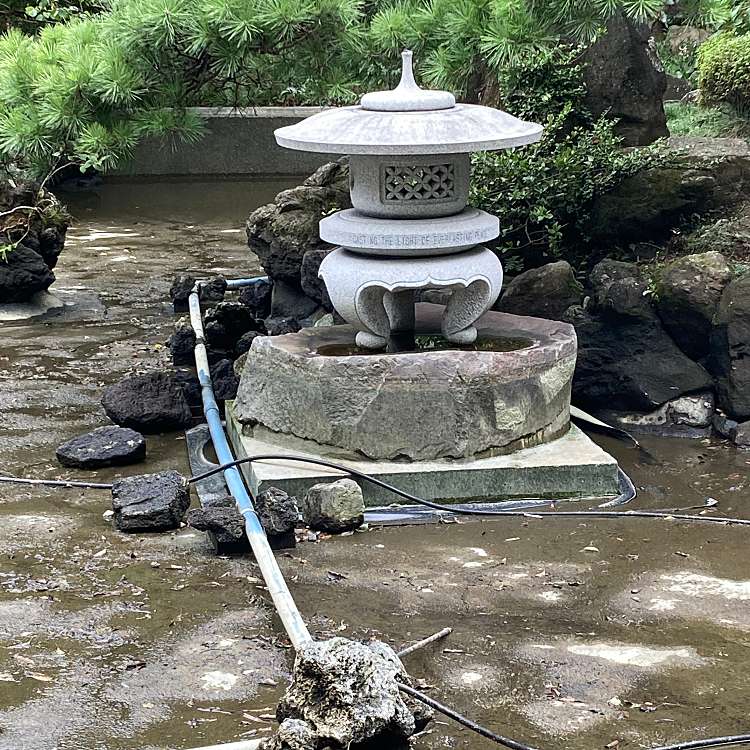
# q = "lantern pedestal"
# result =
<box><xmin>319</xmin><ymin>246</ymin><xmax>503</xmax><ymax>348</ymax></box>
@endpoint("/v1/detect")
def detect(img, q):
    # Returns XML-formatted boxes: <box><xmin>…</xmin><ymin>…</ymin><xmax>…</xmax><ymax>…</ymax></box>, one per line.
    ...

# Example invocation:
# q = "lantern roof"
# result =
<box><xmin>274</xmin><ymin>50</ymin><xmax>543</xmax><ymax>156</ymax></box>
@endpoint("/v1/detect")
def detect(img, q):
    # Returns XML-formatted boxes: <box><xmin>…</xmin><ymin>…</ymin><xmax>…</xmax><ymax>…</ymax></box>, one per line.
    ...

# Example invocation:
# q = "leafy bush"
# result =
<box><xmin>665</xmin><ymin>100</ymin><xmax>748</xmax><ymax>137</ymax></box>
<box><xmin>471</xmin><ymin>47</ymin><xmax>661</xmax><ymax>269</ymax></box>
<box><xmin>698</xmin><ymin>32</ymin><xmax>750</xmax><ymax>111</ymax></box>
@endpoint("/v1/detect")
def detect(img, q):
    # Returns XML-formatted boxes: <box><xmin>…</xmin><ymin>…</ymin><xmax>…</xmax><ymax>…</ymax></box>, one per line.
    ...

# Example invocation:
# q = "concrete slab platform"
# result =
<box><xmin>226</xmin><ymin>402</ymin><xmax>619</xmax><ymax>506</ymax></box>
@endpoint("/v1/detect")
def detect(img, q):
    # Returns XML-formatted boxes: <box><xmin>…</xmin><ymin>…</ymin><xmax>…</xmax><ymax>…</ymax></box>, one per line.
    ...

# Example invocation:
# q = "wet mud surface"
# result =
<box><xmin>2</xmin><ymin>180</ymin><xmax>750</xmax><ymax>750</ymax></box>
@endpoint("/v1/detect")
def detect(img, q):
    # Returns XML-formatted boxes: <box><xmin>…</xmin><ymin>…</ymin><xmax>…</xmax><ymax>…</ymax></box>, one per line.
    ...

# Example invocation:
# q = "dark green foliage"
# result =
<box><xmin>471</xmin><ymin>47</ymin><xmax>661</xmax><ymax>268</ymax></box>
<box><xmin>698</xmin><ymin>32</ymin><xmax>750</xmax><ymax>111</ymax></box>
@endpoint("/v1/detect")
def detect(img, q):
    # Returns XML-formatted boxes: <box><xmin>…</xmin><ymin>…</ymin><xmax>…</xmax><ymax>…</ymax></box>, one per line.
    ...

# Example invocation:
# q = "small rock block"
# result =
<box><xmin>111</xmin><ymin>470</ymin><xmax>190</xmax><ymax>533</ymax></box>
<box><xmin>302</xmin><ymin>478</ymin><xmax>364</xmax><ymax>533</ymax></box>
<box><xmin>56</xmin><ymin>425</ymin><xmax>146</xmax><ymax>469</ymax></box>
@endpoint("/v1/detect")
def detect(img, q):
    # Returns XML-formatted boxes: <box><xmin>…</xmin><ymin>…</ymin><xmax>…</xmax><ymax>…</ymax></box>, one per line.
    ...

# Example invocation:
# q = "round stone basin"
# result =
<box><xmin>233</xmin><ymin>303</ymin><xmax>577</xmax><ymax>462</ymax></box>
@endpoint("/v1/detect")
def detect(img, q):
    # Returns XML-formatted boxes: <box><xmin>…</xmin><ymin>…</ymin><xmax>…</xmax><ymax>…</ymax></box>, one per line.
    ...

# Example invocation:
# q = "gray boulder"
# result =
<box><xmin>56</xmin><ymin>426</ymin><xmax>146</xmax><ymax>469</ymax></box>
<box><xmin>102</xmin><ymin>372</ymin><xmax>192</xmax><ymax>433</ymax></box>
<box><xmin>497</xmin><ymin>261</ymin><xmax>582</xmax><ymax>320</ymax></box>
<box><xmin>656</xmin><ymin>251</ymin><xmax>732</xmax><ymax>359</ymax></box>
<box><xmin>582</xmin><ymin>11</ymin><xmax>667</xmax><ymax>146</ymax></box>
<box><xmin>589</xmin><ymin>138</ymin><xmax>750</xmax><ymax>246</ymax></box>
<box><xmin>710</xmin><ymin>274</ymin><xmax>750</xmax><ymax>420</ymax></box>
<box><xmin>111</xmin><ymin>470</ymin><xmax>190</xmax><ymax>532</ymax></box>
<box><xmin>275</xmin><ymin>638</ymin><xmax>419</xmax><ymax>748</ymax></box>
<box><xmin>567</xmin><ymin>260</ymin><xmax>713</xmax><ymax>412</ymax></box>
<box><xmin>302</xmin><ymin>479</ymin><xmax>364</xmax><ymax>533</ymax></box>
<box><xmin>246</xmin><ymin>160</ymin><xmax>349</xmax><ymax>285</ymax></box>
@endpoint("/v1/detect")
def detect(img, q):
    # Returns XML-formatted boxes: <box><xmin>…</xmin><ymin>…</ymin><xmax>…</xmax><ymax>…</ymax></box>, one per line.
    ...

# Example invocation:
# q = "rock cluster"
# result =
<box><xmin>0</xmin><ymin>180</ymin><xmax>68</xmax><ymax>304</ymax></box>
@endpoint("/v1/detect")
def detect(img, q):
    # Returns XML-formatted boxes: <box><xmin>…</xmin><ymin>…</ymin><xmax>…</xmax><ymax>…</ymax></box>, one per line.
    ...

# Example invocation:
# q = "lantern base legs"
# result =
<box><xmin>318</xmin><ymin>246</ymin><xmax>503</xmax><ymax>350</ymax></box>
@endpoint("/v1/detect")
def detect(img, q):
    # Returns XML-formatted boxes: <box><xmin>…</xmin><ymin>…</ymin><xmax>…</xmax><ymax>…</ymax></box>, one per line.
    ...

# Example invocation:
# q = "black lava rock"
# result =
<box><xmin>0</xmin><ymin>244</ymin><xmax>55</xmax><ymax>303</ymax></box>
<box><xmin>56</xmin><ymin>426</ymin><xmax>146</xmax><ymax>469</ymax></box>
<box><xmin>238</xmin><ymin>279</ymin><xmax>273</xmax><ymax>318</ymax></box>
<box><xmin>203</xmin><ymin>301</ymin><xmax>264</xmax><ymax>351</ymax></box>
<box><xmin>270</xmin><ymin>279</ymin><xmax>318</xmax><ymax>320</ymax></box>
<box><xmin>265</xmin><ymin>317</ymin><xmax>300</xmax><ymax>336</ymax></box>
<box><xmin>111</xmin><ymin>470</ymin><xmax>190</xmax><ymax>532</ymax></box>
<box><xmin>199</xmin><ymin>275</ymin><xmax>227</xmax><ymax>305</ymax></box>
<box><xmin>102</xmin><ymin>372</ymin><xmax>192</xmax><ymax>433</ymax></box>
<box><xmin>188</xmin><ymin>500</ymin><xmax>246</xmax><ymax>544</ymax></box>
<box><xmin>169</xmin><ymin>317</ymin><xmax>196</xmax><ymax>366</ymax></box>
<box><xmin>210</xmin><ymin>358</ymin><xmax>239</xmax><ymax>401</ymax></box>
<box><xmin>169</xmin><ymin>274</ymin><xmax>195</xmax><ymax>313</ymax></box>
<box><xmin>301</xmin><ymin>247</ymin><xmax>333</xmax><ymax>309</ymax></box>
<box><xmin>172</xmin><ymin>369</ymin><xmax>202</xmax><ymax>412</ymax></box>
<box><xmin>256</xmin><ymin>487</ymin><xmax>298</xmax><ymax>549</ymax></box>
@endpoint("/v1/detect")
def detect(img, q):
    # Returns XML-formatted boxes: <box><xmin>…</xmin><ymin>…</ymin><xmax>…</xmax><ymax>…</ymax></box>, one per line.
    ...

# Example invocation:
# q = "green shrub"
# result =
<box><xmin>665</xmin><ymin>100</ymin><xmax>748</xmax><ymax>137</ymax></box>
<box><xmin>698</xmin><ymin>32</ymin><xmax>750</xmax><ymax>110</ymax></box>
<box><xmin>471</xmin><ymin>47</ymin><xmax>662</xmax><ymax>269</ymax></box>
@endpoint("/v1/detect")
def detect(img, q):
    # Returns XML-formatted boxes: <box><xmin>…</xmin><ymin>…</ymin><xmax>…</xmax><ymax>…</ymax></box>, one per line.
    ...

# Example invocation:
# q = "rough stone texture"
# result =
<box><xmin>246</xmin><ymin>159</ymin><xmax>349</xmax><ymax>286</ymax></box>
<box><xmin>275</xmin><ymin>638</ymin><xmax>419</xmax><ymax>748</ymax></box>
<box><xmin>56</xmin><ymin>426</ymin><xmax>145</xmax><ymax>469</ymax></box>
<box><xmin>566</xmin><ymin>260</ymin><xmax>713</xmax><ymax>412</ymax></box>
<box><xmin>200</xmin><ymin>275</ymin><xmax>227</xmax><ymax>305</ymax></box>
<box><xmin>210</xmin><ymin>358</ymin><xmax>239</xmax><ymax>401</ymax></box>
<box><xmin>238</xmin><ymin>278</ymin><xmax>273</xmax><ymax>318</ymax></box>
<box><xmin>0</xmin><ymin>180</ymin><xmax>68</xmax><ymax>304</ymax></box>
<box><xmin>111</xmin><ymin>470</ymin><xmax>190</xmax><ymax>532</ymax></box>
<box><xmin>581</xmin><ymin>11</ymin><xmax>667</xmax><ymax>146</ymax></box>
<box><xmin>187</xmin><ymin>501</ymin><xmax>246</xmax><ymax>543</ymax></box>
<box><xmin>235</xmin><ymin>330</ymin><xmax>261</xmax><ymax>358</ymax></box>
<box><xmin>169</xmin><ymin>316</ymin><xmax>196</xmax><ymax>366</ymax></box>
<box><xmin>656</xmin><ymin>251</ymin><xmax>732</xmax><ymax>360</ymax></box>
<box><xmin>710</xmin><ymin>274</ymin><xmax>750</xmax><ymax>420</ymax></box>
<box><xmin>234</xmin><ymin>304</ymin><xmax>575</xmax><ymax>461</ymax></box>
<box><xmin>302</xmin><ymin>479</ymin><xmax>364</xmax><ymax>533</ymax></box>
<box><xmin>265</xmin><ymin>317</ymin><xmax>301</xmax><ymax>336</ymax></box>
<box><xmin>204</xmin><ymin>301</ymin><xmax>263</xmax><ymax>351</ymax></box>
<box><xmin>173</xmin><ymin>369</ymin><xmax>202</xmax><ymax>412</ymax></box>
<box><xmin>169</xmin><ymin>274</ymin><xmax>195</xmax><ymax>312</ymax></box>
<box><xmin>300</xmin><ymin>246</ymin><xmax>333</xmax><ymax>309</ymax></box>
<box><xmin>0</xmin><ymin>244</ymin><xmax>56</xmax><ymax>304</ymax></box>
<box><xmin>255</xmin><ymin>487</ymin><xmax>299</xmax><ymax>549</ymax></box>
<box><xmin>270</xmin><ymin>278</ymin><xmax>319</xmax><ymax>320</ymax></box>
<box><xmin>713</xmin><ymin>412</ymin><xmax>738</xmax><ymax>440</ymax></box>
<box><xmin>102</xmin><ymin>372</ymin><xmax>192</xmax><ymax>433</ymax></box>
<box><xmin>589</xmin><ymin>138</ymin><xmax>750</xmax><ymax>245</ymax></box>
<box><xmin>733</xmin><ymin>421</ymin><xmax>750</xmax><ymax>448</ymax></box>
<box><xmin>497</xmin><ymin>261</ymin><xmax>583</xmax><ymax>321</ymax></box>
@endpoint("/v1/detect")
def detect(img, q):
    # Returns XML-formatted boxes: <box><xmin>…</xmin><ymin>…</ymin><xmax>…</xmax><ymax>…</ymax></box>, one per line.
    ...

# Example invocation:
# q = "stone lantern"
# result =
<box><xmin>230</xmin><ymin>53</ymin><xmax>620</xmax><ymax>507</ymax></box>
<box><xmin>274</xmin><ymin>50</ymin><xmax>542</xmax><ymax>349</ymax></box>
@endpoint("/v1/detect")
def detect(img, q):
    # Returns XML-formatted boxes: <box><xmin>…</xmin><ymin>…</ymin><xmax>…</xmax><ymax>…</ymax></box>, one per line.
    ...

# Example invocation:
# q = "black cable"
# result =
<box><xmin>0</xmin><ymin>475</ymin><xmax>113</xmax><ymax>490</ymax></box>
<box><xmin>397</xmin><ymin>682</ymin><xmax>541</xmax><ymax>750</ymax></box>
<box><xmin>188</xmin><ymin>453</ymin><xmax>750</xmax><ymax>525</ymax></box>
<box><xmin>651</xmin><ymin>737</ymin><xmax>750</xmax><ymax>750</ymax></box>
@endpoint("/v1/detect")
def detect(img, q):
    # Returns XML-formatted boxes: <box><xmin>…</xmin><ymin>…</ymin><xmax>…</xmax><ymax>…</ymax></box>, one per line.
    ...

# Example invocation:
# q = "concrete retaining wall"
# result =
<box><xmin>116</xmin><ymin>107</ymin><xmax>332</xmax><ymax>179</ymax></box>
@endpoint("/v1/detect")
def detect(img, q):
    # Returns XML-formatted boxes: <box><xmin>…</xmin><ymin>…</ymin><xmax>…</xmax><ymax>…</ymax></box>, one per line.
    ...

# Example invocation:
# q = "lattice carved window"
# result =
<box><xmin>382</xmin><ymin>163</ymin><xmax>455</xmax><ymax>203</ymax></box>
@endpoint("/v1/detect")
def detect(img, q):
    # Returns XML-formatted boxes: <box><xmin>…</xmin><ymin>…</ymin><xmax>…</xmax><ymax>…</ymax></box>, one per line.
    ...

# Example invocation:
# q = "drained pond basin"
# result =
<box><xmin>1</xmin><ymin>180</ymin><xmax>750</xmax><ymax>750</ymax></box>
